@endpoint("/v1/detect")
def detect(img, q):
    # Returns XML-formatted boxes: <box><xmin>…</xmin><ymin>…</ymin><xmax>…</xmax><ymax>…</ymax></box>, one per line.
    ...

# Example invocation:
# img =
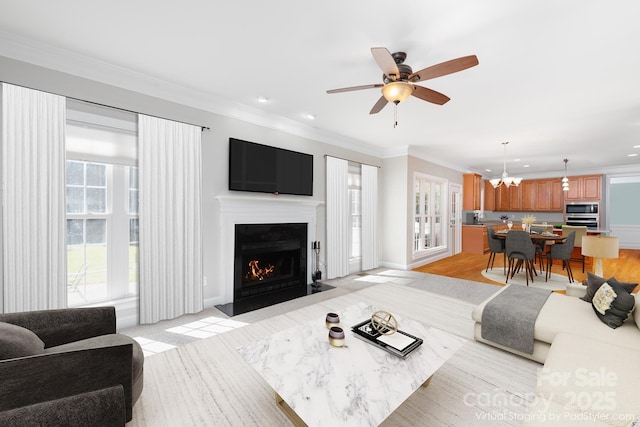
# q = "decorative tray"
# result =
<box><xmin>351</xmin><ymin>319</ymin><xmax>423</xmax><ymax>359</ymax></box>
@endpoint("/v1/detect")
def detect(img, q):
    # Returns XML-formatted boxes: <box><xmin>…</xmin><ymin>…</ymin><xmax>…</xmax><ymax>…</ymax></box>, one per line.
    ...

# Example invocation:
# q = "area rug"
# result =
<box><xmin>129</xmin><ymin>283</ymin><xmax>540</xmax><ymax>426</ymax></box>
<box><xmin>481</xmin><ymin>268</ymin><xmax>570</xmax><ymax>291</ymax></box>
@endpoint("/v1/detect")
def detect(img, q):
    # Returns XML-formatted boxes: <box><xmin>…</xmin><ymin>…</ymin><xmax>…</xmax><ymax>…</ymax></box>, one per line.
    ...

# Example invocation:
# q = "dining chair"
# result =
<box><xmin>485</xmin><ymin>226</ymin><xmax>506</xmax><ymax>274</ymax></box>
<box><xmin>530</xmin><ymin>226</ymin><xmax>548</xmax><ymax>274</ymax></box>
<box><xmin>561</xmin><ymin>225</ymin><xmax>587</xmax><ymax>272</ymax></box>
<box><xmin>545</xmin><ymin>230</ymin><xmax>575</xmax><ymax>283</ymax></box>
<box><xmin>505</xmin><ymin>230</ymin><xmax>537</xmax><ymax>286</ymax></box>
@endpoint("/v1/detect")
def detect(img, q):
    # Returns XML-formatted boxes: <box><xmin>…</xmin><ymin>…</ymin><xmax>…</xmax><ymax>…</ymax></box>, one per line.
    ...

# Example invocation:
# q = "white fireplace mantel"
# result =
<box><xmin>216</xmin><ymin>195</ymin><xmax>323</xmax><ymax>304</ymax></box>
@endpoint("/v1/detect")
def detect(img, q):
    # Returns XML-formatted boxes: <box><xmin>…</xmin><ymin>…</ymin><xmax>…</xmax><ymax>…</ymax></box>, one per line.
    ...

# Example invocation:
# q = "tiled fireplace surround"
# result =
<box><xmin>216</xmin><ymin>195</ymin><xmax>321</xmax><ymax>305</ymax></box>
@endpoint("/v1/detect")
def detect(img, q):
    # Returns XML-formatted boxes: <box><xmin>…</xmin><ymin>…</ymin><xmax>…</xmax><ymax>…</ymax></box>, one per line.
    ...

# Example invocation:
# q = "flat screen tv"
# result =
<box><xmin>229</xmin><ymin>138</ymin><xmax>313</xmax><ymax>196</ymax></box>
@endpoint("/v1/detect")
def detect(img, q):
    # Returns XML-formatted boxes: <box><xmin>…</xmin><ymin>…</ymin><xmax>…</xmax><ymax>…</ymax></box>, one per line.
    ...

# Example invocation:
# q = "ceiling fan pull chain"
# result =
<box><xmin>394</xmin><ymin>103</ymin><xmax>399</xmax><ymax>128</ymax></box>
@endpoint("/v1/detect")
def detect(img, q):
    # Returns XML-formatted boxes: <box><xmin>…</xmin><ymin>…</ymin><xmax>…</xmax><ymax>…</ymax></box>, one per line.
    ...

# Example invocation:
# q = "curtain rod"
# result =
<box><xmin>324</xmin><ymin>154</ymin><xmax>381</xmax><ymax>168</ymax></box>
<box><xmin>1</xmin><ymin>80</ymin><xmax>211</xmax><ymax>132</ymax></box>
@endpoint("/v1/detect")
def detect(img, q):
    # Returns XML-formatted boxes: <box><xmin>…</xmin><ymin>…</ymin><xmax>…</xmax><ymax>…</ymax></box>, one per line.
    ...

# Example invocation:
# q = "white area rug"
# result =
<box><xmin>128</xmin><ymin>281</ymin><xmax>539</xmax><ymax>426</ymax></box>
<box><xmin>481</xmin><ymin>268</ymin><xmax>570</xmax><ymax>291</ymax></box>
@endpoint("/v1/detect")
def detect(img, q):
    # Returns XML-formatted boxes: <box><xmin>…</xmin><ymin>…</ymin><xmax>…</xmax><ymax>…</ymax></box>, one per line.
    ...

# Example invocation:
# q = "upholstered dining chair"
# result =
<box><xmin>485</xmin><ymin>226</ymin><xmax>506</xmax><ymax>274</ymax></box>
<box><xmin>505</xmin><ymin>230</ymin><xmax>537</xmax><ymax>286</ymax></box>
<box><xmin>561</xmin><ymin>225</ymin><xmax>588</xmax><ymax>272</ymax></box>
<box><xmin>530</xmin><ymin>226</ymin><xmax>548</xmax><ymax>275</ymax></box>
<box><xmin>545</xmin><ymin>230</ymin><xmax>575</xmax><ymax>283</ymax></box>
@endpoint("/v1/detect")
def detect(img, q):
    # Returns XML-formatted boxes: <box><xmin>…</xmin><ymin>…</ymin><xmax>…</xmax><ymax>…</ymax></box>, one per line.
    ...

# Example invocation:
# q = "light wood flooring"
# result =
<box><xmin>413</xmin><ymin>248</ymin><xmax>640</xmax><ymax>286</ymax></box>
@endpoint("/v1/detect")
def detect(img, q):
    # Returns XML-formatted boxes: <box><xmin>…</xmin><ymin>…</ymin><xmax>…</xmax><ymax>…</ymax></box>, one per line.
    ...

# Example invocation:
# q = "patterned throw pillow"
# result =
<box><xmin>591</xmin><ymin>282</ymin><xmax>636</xmax><ymax>329</ymax></box>
<box><xmin>581</xmin><ymin>272</ymin><xmax>637</xmax><ymax>303</ymax></box>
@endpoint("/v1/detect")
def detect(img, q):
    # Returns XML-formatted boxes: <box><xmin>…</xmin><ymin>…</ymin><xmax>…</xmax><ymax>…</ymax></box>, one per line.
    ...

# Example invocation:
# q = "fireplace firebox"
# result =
<box><xmin>233</xmin><ymin>223</ymin><xmax>307</xmax><ymax>303</ymax></box>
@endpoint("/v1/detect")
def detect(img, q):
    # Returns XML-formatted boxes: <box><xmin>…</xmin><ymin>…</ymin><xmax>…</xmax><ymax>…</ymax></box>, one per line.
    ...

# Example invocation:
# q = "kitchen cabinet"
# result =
<box><xmin>484</xmin><ymin>177</ymin><xmax>570</xmax><ymax>212</ymax></box>
<box><xmin>462</xmin><ymin>225</ymin><xmax>488</xmax><ymax>254</ymax></box>
<box><xmin>521</xmin><ymin>180</ymin><xmax>537</xmax><ymax>211</ymax></box>
<box><xmin>463</xmin><ymin>173</ymin><xmax>482</xmax><ymax>210</ymax></box>
<box><xmin>564</xmin><ymin>174</ymin><xmax>602</xmax><ymax>202</ymax></box>
<box><xmin>483</xmin><ymin>180</ymin><xmax>495</xmax><ymax>211</ymax></box>
<box><xmin>535</xmin><ymin>180</ymin><xmax>551</xmax><ymax>211</ymax></box>
<box><xmin>508</xmin><ymin>185</ymin><xmax>521</xmax><ymax>211</ymax></box>
<box><xmin>550</xmin><ymin>179</ymin><xmax>564</xmax><ymax>211</ymax></box>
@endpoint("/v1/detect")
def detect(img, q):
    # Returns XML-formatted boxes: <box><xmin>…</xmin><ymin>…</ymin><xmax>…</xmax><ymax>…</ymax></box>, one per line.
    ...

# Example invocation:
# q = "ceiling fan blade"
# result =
<box><xmin>408</xmin><ymin>55</ymin><xmax>479</xmax><ymax>82</ymax></box>
<box><xmin>412</xmin><ymin>85</ymin><xmax>450</xmax><ymax>105</ymax></box>
<box><xmin>371</xmin><ymin>47</ymin><xmax>400</xmax><ymax>80</ymax></box>
<box><xmin>369</xmin><ymin>96</ymin><xmax>389</xmax><ymax>114</ymax></box>
<box><xmin>326</xmin><ymin>83</ymin><xmax>383</xmax><ymax>94</ymax></box>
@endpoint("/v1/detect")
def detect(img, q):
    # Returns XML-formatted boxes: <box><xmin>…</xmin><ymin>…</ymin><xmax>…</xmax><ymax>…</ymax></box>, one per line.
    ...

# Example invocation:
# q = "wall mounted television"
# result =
<box><xmin>228</xmin><ymin>138</ymin><xmax>313</xmax><ymax>196</ymax></box>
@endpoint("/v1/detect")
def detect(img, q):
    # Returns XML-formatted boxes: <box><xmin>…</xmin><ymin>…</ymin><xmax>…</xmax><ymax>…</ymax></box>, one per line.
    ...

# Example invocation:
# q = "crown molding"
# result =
<box><xmin>0</xmin><ymin>30</ymin><xmax>383</xmax><ymax>159</ymax></box>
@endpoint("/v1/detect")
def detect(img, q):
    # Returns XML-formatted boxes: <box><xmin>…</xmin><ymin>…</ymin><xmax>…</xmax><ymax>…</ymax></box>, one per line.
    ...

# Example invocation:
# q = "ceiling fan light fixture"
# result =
<box><xmin>381</xmin><ymin>81</ymin><xmax>414</xmax><ymax>104</ymax></box>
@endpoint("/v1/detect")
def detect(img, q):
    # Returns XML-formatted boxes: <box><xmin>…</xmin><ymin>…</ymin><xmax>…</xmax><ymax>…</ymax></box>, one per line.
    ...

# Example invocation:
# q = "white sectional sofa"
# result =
<box><xmin>472</xmin><ymin>281</ymin><xmax>640</xmax><ymax>425</ymax></box>
<box><xmin>472</xmin><ymin>283</ymin><xmax>640</xmax><ymax>364</ymax></box>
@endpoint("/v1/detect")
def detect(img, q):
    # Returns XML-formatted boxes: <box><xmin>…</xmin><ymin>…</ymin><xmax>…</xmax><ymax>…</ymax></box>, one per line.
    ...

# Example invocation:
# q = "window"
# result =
<box><xmin>66</xmin><ymin>102</ymin><xmax>138</xmax><ymax>306</ymax></box>
<box><xmin>66</xmin><ymin>161</ymin><xmax>138</xmax><ymax>305</ymax></box>
<box><xmin>348</xmin><ymin>164</ymin><xmax>362</xmax><ymax>272</ymax></box>
<box><xmin>414</xmin><ymin>173</ymin><xmax>447</xmax><ymax>254</ymax></box>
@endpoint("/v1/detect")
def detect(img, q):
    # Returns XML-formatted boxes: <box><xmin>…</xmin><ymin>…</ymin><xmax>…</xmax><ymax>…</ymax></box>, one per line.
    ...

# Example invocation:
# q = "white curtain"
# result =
<box><xmin>361</xmin><ymin>164</ymin><xmax>379</xmax><ymax>270</ymax></box>
<box><xmin>138</xmin><ymin>115</ymin><xmax>202</xmax><ymax>324</ymax></box>
<box><xmin>326</xmin><ymin>156</ymin><xmax>349</xmax><ymax>279</ymax></box>
<box><xmin>1</xmin><ymin>83</ymin><xmax>67</xmax><ymax>312</ymax></box>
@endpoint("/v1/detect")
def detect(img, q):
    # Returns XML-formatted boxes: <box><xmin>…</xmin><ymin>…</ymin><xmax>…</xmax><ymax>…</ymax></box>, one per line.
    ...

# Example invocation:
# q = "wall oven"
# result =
<box><xmin>565</xmin><ymin>202</ymin><xmax>599</xmax><ymax>229</ymax></box>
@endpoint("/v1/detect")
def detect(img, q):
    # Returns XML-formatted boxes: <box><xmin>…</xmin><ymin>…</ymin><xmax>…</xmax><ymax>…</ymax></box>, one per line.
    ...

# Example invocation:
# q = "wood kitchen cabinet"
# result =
<box><xmin>564</xmin><ymin>174</ymin><xmax>601</xmax><ymax>202</ymax></box>
<box><xmin>508</xmin><ymin>185</ymin><xmax>521</xmax><ymax>211</ymax></box>
<box><xmin>484</xmin><ymin>177</ymin><xmax>581</xmax><ymax>212</ymax></box>
<box><xmin>521</xmin><ymin>180</ymin><xmax>537</xmax><ymax>211</ymax></box>
<box><xmin>483</xmin><ymin>180</ymin><xmax>496</xmax><ymax>211</ymax></box>
<box><xmin>462</xmin><ymin>225</ymin><xmax>488</xmax><ymax>254</ymax></box>
<box><xmin>550</xmin><ymin>179</ymin><xmax>564</xmax><ymax>211</ymax></box>
<box><xmin>463</xmin><ymin>173</ymin><xmax>482</xmax><ymax>210</ymax></box>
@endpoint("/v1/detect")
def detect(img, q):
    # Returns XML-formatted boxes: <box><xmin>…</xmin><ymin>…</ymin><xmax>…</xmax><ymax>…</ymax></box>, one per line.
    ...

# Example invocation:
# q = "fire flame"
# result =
<box><xmin>245</xmin><ymin>260</ymin><xmax>275</xmax><ymax>281</ymax></box>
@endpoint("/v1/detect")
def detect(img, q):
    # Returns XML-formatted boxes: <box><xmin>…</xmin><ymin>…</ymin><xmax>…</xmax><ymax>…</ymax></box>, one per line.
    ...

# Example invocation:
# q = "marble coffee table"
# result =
<box><xmin>237</xmin><ymin>302</ymin><xmax>466</xmax><ymax>426</ymax></box>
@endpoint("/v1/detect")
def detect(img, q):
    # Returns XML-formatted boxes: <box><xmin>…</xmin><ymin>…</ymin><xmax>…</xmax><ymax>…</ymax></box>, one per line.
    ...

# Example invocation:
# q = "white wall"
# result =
<box><xmin>380</xmin><ymin>154</ymin><xmax>464</xmax><ymax>269</ymax></box>
<box><xmin>380</xmin><ymin>156</ymin><xmax>408</xmax><ymax>268</ymax></box>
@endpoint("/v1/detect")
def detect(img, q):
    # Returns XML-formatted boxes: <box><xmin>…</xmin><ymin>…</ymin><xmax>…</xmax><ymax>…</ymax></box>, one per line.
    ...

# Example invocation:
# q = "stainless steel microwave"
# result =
<box><xmin>565</xmin><ymin>202</ymin><xmax>598</xmax><ymax>215</ymax></box>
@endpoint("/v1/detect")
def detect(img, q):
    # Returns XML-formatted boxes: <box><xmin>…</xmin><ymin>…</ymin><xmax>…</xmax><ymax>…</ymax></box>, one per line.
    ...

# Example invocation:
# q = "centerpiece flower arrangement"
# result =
<box><xmin>521</xmin><ymin>215</ymin><xmax>536</xmax><ymax>232</ymax></box>
<box><xmin>500</xmin><ymin>214</ymin><xmax>509</xmax><ymax>222</ymax></box>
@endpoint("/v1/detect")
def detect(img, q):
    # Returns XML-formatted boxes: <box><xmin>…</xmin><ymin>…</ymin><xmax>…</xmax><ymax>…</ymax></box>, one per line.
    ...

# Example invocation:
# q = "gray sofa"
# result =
<box><xmin>0</xmin><ymin>307</ymin><xmax>144</xmax><ymax>426</ymax></box>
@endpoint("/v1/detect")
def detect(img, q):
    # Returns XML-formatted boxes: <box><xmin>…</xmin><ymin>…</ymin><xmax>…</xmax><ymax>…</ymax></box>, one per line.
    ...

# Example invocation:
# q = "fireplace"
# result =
<box><xmin>215</xmin><ymin>196</ymin><xmax>332</xmax><ymax>317</ymax></box>
<box><xmin>234</xmin><ymin>223</ymin><xmax>307</xmax><ymax>301</ymax></box>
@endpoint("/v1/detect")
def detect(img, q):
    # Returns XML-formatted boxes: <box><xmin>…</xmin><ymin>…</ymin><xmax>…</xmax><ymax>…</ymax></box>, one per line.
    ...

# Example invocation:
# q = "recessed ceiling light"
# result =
<box><xmin>304</xmin><ymin>113</ymin><xmax>316</xmax><ymax>120</ymax></box>
<box><xmin>514</xmin><ymin>158</ymin><xmax>521</xmax><ymax>162</ymax></box>
<box><xmin>256</xmin><ymin>96</ymin><xmax>269</xmax><ymax>103</ymax></box>
<box><xmin>634</xmin><ymin>145</ymin><xmax>640</xmax><ymax>148</ymax></box>
<box><xmin>485</xmin><ymin>168</ymin><xmax>492</xmax><ymax>172</ymax></box>
<box><xmin>628</xmin><ymin>153</ymin><xmax>638</xmax><ymax>157</ymax></box>
<box><xmin>523</xmin><ymin>164</ymin><xmax>530</xmax><ymax>168</ymax></box>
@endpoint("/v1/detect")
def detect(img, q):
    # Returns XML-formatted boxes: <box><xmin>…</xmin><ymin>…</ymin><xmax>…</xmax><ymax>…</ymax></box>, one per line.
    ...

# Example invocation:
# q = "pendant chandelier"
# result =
<box><xmin>562</xmin><ymin>158</ymin><xmax>570</xmax><ymax>192</ymax></box>
<box><xmin>489</xmin><ymin>142</ymin><xmax>522</xmax><ymax>188</ymax></box>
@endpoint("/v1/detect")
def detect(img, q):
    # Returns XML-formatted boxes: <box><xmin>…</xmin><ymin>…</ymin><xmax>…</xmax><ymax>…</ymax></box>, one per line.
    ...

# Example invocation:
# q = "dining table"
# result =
<box><xmin>493</xmin><ymin>229</ymin><xmax>567</xmax><ymax>282</ymax></box>
<box><xmin>493</xmin><ymin>229</ymin><xmax>568</xmax><ymax>243</ymax></box>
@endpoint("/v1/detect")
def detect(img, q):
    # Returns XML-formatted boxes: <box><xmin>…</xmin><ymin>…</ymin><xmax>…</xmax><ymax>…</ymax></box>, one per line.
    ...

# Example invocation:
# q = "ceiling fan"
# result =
<box><xmin>326</xmin><ymin>47</ymin><xmax>479</xmax><ymax>115</ymax></box>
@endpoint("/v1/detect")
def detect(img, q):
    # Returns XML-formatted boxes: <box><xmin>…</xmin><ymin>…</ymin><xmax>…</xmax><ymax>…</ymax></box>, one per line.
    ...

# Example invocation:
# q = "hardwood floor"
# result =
<box><xmin>413</xmin><ymin>249</ymin><xmax>640</xmax><ymax>286</ymax></box>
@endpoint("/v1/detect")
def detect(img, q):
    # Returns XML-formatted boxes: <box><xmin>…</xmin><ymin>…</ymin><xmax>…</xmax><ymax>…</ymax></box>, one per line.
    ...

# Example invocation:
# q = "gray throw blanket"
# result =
<box><xmin>481</xmin><ymin>285</ymin><xmax>551</xmax><ymax>354</ymax></box>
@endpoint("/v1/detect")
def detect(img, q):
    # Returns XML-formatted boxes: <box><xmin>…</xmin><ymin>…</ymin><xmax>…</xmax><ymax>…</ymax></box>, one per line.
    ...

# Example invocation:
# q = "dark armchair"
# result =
<box><xmin>0</xmin><ymin>307</ymin><xmax>143</xmax><ymax>426</ymax></box>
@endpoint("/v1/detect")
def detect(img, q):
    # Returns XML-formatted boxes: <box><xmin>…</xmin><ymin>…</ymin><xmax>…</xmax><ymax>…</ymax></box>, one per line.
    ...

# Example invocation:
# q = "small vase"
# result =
<box><xmin>325</xmin><ymin>312</ymin><xmax>340</xmax><ymax>329</ymax></box>
<box><xmin>328</xmin><ymin>326</ymin><xmax>345</xmax><ymax>347</ymax></box>
<box><xmin>507</xmin><ymin>221</ymin><xmax>513</xmax><ymax>230</ymax></box>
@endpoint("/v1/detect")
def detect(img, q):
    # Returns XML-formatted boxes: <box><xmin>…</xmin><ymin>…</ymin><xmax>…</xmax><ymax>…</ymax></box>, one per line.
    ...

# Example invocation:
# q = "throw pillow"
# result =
<box><xmin>0</xmin><ymin>321</ymin><xmax>45</xmax><ymax>360</ymax></box>
<box><xmin>581</xmin><ymin>272</ymin><xmax>637</xmax><ymax>303</ymax></box>
<box><xmin>591</xmin><ymin>282</ymin><xmax>636</xmax><ymax>329</ymax></box>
